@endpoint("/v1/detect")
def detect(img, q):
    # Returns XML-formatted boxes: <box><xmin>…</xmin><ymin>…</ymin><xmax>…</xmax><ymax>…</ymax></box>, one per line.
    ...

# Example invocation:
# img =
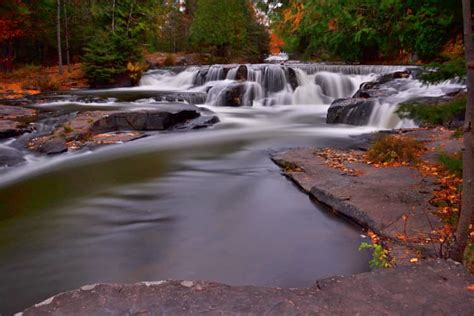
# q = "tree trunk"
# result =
<box><xmin>126</xmin><ymin>0</ymin><xmax>136</xmax><ymax>37</ymax></box>
<box><xmin>111</xmin><ymin>0</ymin><xmax>116</xmax><ymax>33</ymax></box>
<box><xmin>63</xmin><ymin>0</ymin><xmax>70</xmax><ymax>70</ymax></box>
<box><xmin>57</xmin><ymin>0</ymin><xmax>63</xmax><ymax>75</ymax></box>
<box><xmin>452</xmin><ymin>0</ymin><xmax>474</xmax><ymax>262</ymax></box>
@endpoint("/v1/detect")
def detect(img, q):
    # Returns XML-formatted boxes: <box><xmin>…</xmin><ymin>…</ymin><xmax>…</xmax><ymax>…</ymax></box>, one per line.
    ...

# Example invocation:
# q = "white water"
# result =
<box><xmin>138</xmin><ymin>63</ymin><xmax>462</xmax><ymax>130</ymax></box>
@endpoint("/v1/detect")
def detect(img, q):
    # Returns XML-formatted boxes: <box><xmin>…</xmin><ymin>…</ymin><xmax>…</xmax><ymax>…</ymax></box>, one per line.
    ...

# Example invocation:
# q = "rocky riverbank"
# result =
<box><xmin>0</xmin><ymin>100</ymin><xmax>219</xmax><ymax>166</ymax></box>
<box><xmin>272</xmin><ymin>128</ymin><xmax>467</xmax><ymax>264</ymax></box>
<box><xmin>21</xmin><ymin>259</ymin><xmax>473</xmax><ymax>315</ymax></box>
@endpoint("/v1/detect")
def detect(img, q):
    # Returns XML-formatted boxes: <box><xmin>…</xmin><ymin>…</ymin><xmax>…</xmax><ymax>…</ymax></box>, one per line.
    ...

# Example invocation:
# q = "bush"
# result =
<box><xmin>22</xmin><ymin>75</ymin><xmax>61</xmax><ymax>92</ymax></box>
<box><xmin>366</xmin><ymin>135</ymin><xmax>425</xmax><ymax>164</ymax></box>
<box><xmin>397</xmin><ymin>96</ymin><xmax>466</xmax><ymax>127</ymax></box>
<box><xmin>82</xmin><ymin>33</ymin><xmax>143</xmax><ymax>87</ymax></box>
<box><xmin>163</xmin><ymin>54</ymin><xmax>176</xmax><ymax>66</ymax></box>
<box><xmin>420</xmin><ymin>58</ymin><xmax>466</xmax><ymax>84</ymax></box>
<box><xmin>438</xmin><ymin>151</ymin><xmax>463</xmax><ymax>176</ymax></box>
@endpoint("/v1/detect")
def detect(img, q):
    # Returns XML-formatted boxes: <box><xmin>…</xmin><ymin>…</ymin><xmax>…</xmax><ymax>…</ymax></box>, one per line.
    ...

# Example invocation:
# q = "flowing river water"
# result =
<box><xmin>0</xmin><ymin>63</ymin><xmax>463</xmax><ymax>314</ymax></box>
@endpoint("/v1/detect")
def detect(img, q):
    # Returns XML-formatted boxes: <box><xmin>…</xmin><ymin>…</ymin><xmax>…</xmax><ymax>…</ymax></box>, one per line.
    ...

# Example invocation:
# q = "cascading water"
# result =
<box><xmin>133</xmin><ymin>63</ymin><xmax>464</xmax><ymax>128</ymax></box>
<box><xmin>314</xmin><ymin>71</ymin><xmax>356</xmax><ymax>99</ymax></box>
<box><xmin>139</xmin><ymin>68</ymin><xmax>199</xmax><ymax>90</ymax></box>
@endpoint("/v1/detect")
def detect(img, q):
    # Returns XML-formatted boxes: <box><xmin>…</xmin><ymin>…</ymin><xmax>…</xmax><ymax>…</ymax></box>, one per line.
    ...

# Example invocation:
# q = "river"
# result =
<box><xmin>0</xmin><ymin>63</ymin><xmax>462</xmax><ymax>314</ymax></box>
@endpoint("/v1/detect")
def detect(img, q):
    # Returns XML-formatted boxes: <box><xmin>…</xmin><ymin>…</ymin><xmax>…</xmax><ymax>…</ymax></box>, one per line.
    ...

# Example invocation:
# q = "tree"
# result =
<box><xmin>189</xmin><ymin>0</ymin><xmax>268</xmax><ymax>60</ymax></box>
<box><xmin>451</xmin><ymin>0</ymin><xmax>474</xmax><ymax>262</ymax></box>
<box><xmin>189</xmin><ymin>0</ymin><xmax>248</xmax><ymax>56</ymax></box>
<box><xmin>56</xmin><ymin>0</ymin><xmax>63</xmax><ymax>74</ymax></box>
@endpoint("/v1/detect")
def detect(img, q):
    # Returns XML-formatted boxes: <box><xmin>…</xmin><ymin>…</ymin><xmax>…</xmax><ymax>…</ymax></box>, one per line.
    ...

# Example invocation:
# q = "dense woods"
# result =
<box><xmin>1</xmin><ymin>1</ymin><xmax>466</xmax><ymax>69</ymax></box>
<box><xmin>270</xmin><ymin>0</ymin><xmax>464</xmax><ymax>63</ymax></box>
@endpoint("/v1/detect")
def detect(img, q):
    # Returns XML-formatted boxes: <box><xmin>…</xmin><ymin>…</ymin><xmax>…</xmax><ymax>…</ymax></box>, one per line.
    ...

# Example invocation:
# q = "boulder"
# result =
<box><xmin>353</xmin><ymin>70</ymin><xmax>411</xmax><ymax>99</ymax></box>
<box><xmin>210</xmin><ymin>83</ymin><xmax>248</xmax><ymax>107</ymax></box>
<box><xmin>0</xmin><ymin>120</ymin><xmax>24</xmax><ymax>138</ymax></box>
<box><xmin>175</xmin><ymin>115</ymin><xmax>220</xmax><ymax>130</ymax></box>
<box><xmin>38</xmin><ymin>138</ymin><xmax>68</xmax><ymax>155</ymax></box>
<box><xmin>235</xmin><ymin>65</ymin><xmax>248</xmax><ymax>81</ymax></box>
<box><xmin>0</xmin><ymin>145</ymin><xmax>25</xmax><ymax>167</ymax></box>
<box><xmin>91</xmin><ymin>105</ymin><xmax>201</xmax><ymax>133</ymax></box>
<box><xmin>0</xmin><ymin>105</ymin><xmax>37</xmax><ymax>122</ymax></box>
<box><xmin>377</xmin><ymin>70</ymin><xmax>411</xmax><ymax>84</ymax></box>
<box><xmin>0</xmin><ymin>105</ymin><xmax>37</xmax><ymax>138</ymax></box>
<box><xmin>287</xmin><ymin>67</ymin><xmax>299</xmax><ymax>91</ymax></box>
<box><xmin>353</xmin><ymin>81</ymin><xmax>397</xmax><ymax>99</ymax></box>
<box><xmin>326</xmin><ymin>98</ymin><xmax>376</xmax><ymax>126</ymax></box>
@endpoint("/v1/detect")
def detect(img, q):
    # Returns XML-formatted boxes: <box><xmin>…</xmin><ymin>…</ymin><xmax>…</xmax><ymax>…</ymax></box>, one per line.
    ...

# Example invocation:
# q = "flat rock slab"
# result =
<box><xmin>22</xmin><ymin>260</ymin><xmax>473</xmax><ymax>315</ymax></box>
<box><xmin>0</xmin><ymin>104</ymin><xmax>37</xmax><ymax>138</ymax></box>
<box><xmin>272</xmin><ymin>147</ymin><xmax>441</xmax><ymax>247</ymax></box>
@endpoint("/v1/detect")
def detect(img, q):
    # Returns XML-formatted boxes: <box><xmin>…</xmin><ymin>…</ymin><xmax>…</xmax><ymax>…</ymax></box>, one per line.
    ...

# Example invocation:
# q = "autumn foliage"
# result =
<box><xmin>269</xmin><ymin>33</ymin><xmax>284</xmax><ymax>54</ymax></box>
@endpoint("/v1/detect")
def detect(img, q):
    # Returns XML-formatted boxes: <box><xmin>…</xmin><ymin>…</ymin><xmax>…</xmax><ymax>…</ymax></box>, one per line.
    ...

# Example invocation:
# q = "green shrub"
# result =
<box><xmin>366</xmin><ymin>135</ymin><xmax>425</xmax><ymax>164</ymax></box>
<box><xmin>438</xmin><ymin>151</ymin><xmax>463</xmax><ymax>176</ymax></box>
<box><xmin>397</xmin><ymin>97</ymin><xmax>466</xmax><ymax>127</ymax></box>
<box><xmin>359</xmin><ymin>242</ymin><xmax>392</xmax><ymax>269</ymax></box>
<box><xmin>420</xmin><ymin>58</ymin><xmax>466</xmax><ymax>84</ymax></box>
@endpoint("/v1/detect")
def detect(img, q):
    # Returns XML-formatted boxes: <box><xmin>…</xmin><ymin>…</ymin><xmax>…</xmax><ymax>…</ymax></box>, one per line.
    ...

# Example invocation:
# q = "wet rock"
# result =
<box><xmin>0</xmin><ymin>105</ymin><xmax>37</xmax><ymax>122</ymax></box>
<box><xmin>0</xmin><ymin>120</ymin><xmax>24</xmax><ymax>138</ymax></box>
<box><xmin>377</xmin><ymin>70</ymin><xmax>411</xmax><ymax>84</ymax></box>
<box><xmin>71</xmin><ymin>89</ymin><xmax>207</xmax><ymax>104</ymax></box>
<box><xmin>0</xmin><ymin>145</ymin><xmax>25</xmax><ymax>167</ymax></box>
<box><xmin>235</xmin><ymin>65</ymin><xmax>248</xmax><ymax>81</ymax></box>
<box><xmin>287</xmin><ymin>67</ymin><xmax>299</xmax><ymax>90</ymax></box>
<box><xmin>326</xmin><ymin>98</ymin><xmax>376</xmax><ymax>125</ymax></box>
<box><xmin>209</xmin><ymin>83</ymin><xmax>248</xmax><ymax>107</ymax></box>
<box><xmin>38</xmin><ymin>138</ymin><xmax>68</xmax><ymax>155</ymax></box>
<box><xmin>0</xmin><ymin>105</ymin><xmax>37</xmax><ymax>138</ymax></box>
<box><xmin>353</xmin><ymin>85</ymin><xmax>397</xmax><ymax>99</ymax></box>
<box><xmin>175</xmin><ymin>115</ymin><xmax>220</xmax><ymax>130</ymax></box>
<box><xmin>91</xmin><ymin>109</ymin><xmax>200</xmax><ymax>133</ymax></box>
<box><xmin>353</xmin><ymin>70</ymin><xmax>411</xmax><ymax>99</ymax></box>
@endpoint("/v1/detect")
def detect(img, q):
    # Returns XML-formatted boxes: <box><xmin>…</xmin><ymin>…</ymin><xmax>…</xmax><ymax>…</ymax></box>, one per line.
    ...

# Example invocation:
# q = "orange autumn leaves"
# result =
<box><xmin>281</xmin><ymin>0</ymin><xmax>304</xmax><ymax>33</ymax></box>
<box><xmin>316</xmin><ymin>148</ymin><xmax>365</xmax><ymax>176</ymax></box>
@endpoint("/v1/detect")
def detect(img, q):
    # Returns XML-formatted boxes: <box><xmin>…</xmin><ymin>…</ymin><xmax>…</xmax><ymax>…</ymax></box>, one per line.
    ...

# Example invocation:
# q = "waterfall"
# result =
<box><xmin>206</xmin><ymin>65</ymin><xmax>225</xmax><ymax>82</ymax></box>
<box><xmin>292</xmin><ymin>68</ymin><xmax>332</xmax><ymax>105</ymax></box>
<box><xmin>262</xmin><ymin>65</ymin><xmax>289</xmax><ymax>93</ymax></box>
<box><xmin>315</xmin><ymin>72</ymin><xmax>356</xmax><ymax>99</ymax></box>
<box><xmin>139</xmin><ymin>68</ymin><xmax>198</xmax><ymax>90</ymax></box>
<box><xmin>135</xmin><ymin>63</ymin><xmax>464</xmax><ymax>129</ymax></box>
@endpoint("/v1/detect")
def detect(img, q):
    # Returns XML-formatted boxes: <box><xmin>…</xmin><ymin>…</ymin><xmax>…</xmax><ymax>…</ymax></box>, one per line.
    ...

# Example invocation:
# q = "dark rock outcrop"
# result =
<box><xmin>377</xmin><ymin>70</ymin><xmax>411</xmax><ymax>84</ymax></box>
<box><xmin>326</xmin><ymin>98</ymin><xmax>376</xmax><ymax>125</ymax></box>
<box><xmin>287</xmin><ymin>67</ymin><xmax>299</xmax><ymax>91</ymax></box>
<box><xmin>91</xmin><ymin>106</ymin><xmax>201</xmax><ymax>133</ymax></box>
<box><xmin>235</xmin><ymin>65</ymin><xmax>248</xmax><ymax>81</ymax></box>
<box><xmin>352</xmin><ymin>70</ymin><xmax>411</xmax><ymax>99</ymax></box>
<box><xmin>0</xmin><ymin>145</ymin><xmax>25</xmax><ymax>167</ymax></box>
<box><xmin>175</xmin><ymin>115</ymin><xmax>220</xmax><ymax>130</ymax></box>
<box><xmin>353</xmin><ymin>82</ymin><xmax>397</xmax><ymax>99</ymax></box>
<box><xmin>38</xmin><ymin>138</ymin><xmax>68</xmax><ymax>155</ymax></box>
